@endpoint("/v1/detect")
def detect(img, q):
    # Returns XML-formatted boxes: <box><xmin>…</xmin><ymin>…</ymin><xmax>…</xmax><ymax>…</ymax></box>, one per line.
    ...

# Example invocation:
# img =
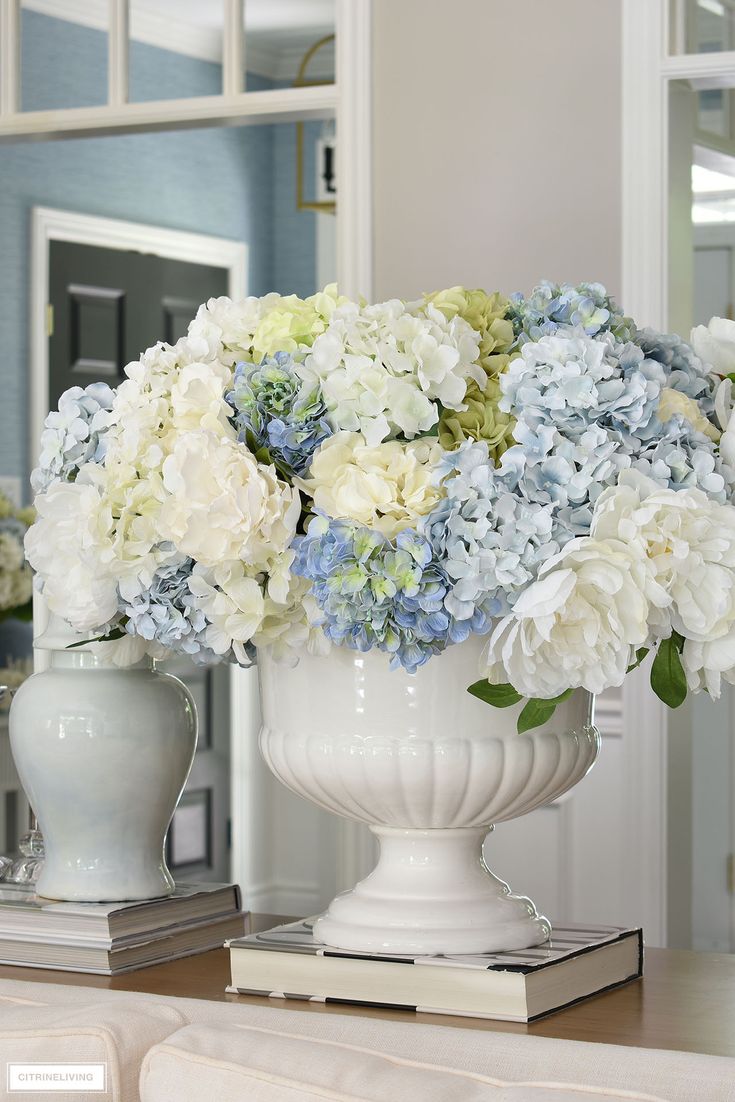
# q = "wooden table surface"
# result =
<box><xmin>1</xmin><ymin>916</ymin><xmax>735</xmax><ymax>1059</ymax></box>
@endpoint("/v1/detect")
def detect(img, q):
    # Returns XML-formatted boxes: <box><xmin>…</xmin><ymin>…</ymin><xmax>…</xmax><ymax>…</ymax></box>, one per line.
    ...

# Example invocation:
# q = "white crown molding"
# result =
<box><xmin>22</xmin><ymin>0</ymin><xmax>334</xmax><ymax>80</ymax></box>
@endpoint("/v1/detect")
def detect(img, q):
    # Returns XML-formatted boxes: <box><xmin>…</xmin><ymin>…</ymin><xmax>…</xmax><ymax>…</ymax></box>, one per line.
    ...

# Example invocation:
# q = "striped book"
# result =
<box><xmin>227</xmin><ymin>920</ymin><xmax>643</xmax><ymax>1023</ymax></box>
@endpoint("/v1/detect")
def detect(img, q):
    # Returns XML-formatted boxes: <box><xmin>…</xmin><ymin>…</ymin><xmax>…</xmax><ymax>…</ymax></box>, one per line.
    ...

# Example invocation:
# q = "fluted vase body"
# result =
<box><xmin>259</xmin><ymin>634</ymin><xmax>599</xmax><ymax>955</ymax></box>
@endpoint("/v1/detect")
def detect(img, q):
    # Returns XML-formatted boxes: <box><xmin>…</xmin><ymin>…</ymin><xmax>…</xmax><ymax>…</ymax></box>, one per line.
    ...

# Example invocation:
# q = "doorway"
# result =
<box><xmin>31</xmin><ymin>206</ymin><xmax>247</xmax><ymax>884</ymax></box>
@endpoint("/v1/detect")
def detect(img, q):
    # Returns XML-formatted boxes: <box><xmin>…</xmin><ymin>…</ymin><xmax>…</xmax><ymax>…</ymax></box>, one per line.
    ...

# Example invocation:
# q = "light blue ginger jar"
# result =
<box><xmin>9</xmin><ymin>616</ymin><xmax>197</xmax><ymax>902</ymax></box>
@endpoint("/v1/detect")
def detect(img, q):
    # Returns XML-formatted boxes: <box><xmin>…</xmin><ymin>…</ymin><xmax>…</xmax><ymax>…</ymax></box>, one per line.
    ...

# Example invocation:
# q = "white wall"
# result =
<box><xmin>371</xmin><ymin>0</ymin><xmax>623</xmax><ymax>300</ymax></box>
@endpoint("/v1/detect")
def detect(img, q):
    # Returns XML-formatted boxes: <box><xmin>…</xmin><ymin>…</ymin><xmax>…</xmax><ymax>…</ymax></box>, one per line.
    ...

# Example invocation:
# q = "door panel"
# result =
<box><xmin>47</xmin><ymin>238</ymin><xmax>232</xmax><ymax>883</ymax></box>
<box><xmin>48</xmin><ymin>240</ymin><xmax>228</xmax><ymax>407</ymax></box>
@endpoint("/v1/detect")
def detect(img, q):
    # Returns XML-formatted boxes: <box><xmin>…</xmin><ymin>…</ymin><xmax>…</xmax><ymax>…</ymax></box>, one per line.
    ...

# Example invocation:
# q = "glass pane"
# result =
<box><xmin>245</xmin><ymin>2</ymin><xmax>335</xmax><ymax>92</ymax></box>
<box><xmin>668</xmin><ymin>79</ymin><xmax>735</xmax><ymax>951</ymax></box>
<box><xmin>129</xmin><ymin>0</ymin><xmax>225</xmax><ymax>103</ymax></box>
<box><xmin>673</xmin><ymin>0</ymin><xmax>735</xmax><ymax>54</ymax></box>
<box><xmin>20</xmin><ymin>1</ymin><xmax>108</xmax><ymax>111</ymax></box>
<box><xmin>697</xmin><ymin>86</ymin><xmax>731</xmax><ymax>137</ymax></box>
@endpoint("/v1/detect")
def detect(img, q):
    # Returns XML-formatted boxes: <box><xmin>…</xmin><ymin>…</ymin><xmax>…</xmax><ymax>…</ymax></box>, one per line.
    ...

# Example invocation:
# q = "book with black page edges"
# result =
<box><xmin>227</xmin><ymin>920</ymin><xmax>643</xmax><ymax>1022</ymax></box>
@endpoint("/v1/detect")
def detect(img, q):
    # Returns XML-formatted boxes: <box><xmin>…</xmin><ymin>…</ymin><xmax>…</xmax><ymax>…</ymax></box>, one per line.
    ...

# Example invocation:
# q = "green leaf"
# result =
<box><xmin>65</xmin><ymin>627</ymin><xmax>127</xmax><ymax>650</ymax></box>
<box><xmin>650</xmin><ymin>634</ymin><xmax>687</xmax><ymax>709</ymax></box>
<box><xmin>516</xmin><ymin>689</ymin><xmax>574</xmax><ymax>734</ymax></box>
<box><xmin>627</xmin><ymin>646</ymin><xmax>649</xmax><ymax>674</ymax></box>
<box><xmin>517</xmin><ymin>698</ymin><xmax>558</xmax><ymax>734</ymax></box>
<box><xmin>467</xmin><ymin>681</ymin><xmax>522</xmax><ymax>708</ymax></box>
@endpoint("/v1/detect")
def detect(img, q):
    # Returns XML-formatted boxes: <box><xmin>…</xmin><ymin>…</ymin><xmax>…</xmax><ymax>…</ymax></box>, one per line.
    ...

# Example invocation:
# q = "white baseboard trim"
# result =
<box><xmin>245</xmin><ymin>880</ymin><xmax>324</xmax><ymax>919</ymax></box>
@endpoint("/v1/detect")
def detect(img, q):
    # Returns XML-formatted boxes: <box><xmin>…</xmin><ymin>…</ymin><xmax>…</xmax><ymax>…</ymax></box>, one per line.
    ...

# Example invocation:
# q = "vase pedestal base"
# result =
<box><xmin>313</xmin><ymin>826</ymin><xmax>551</xmax><ymax>956</ymax></box>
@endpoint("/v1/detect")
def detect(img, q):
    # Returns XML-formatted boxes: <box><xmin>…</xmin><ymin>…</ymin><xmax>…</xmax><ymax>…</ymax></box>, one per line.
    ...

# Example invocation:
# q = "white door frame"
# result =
<box><xmin>622</xmin><ymin>0</ymin><xmax>735</xmax><ymax>947</ymax></box>
<box><xmin>29</xmin><ymin>205</ymin><xmax>247</xmax><ymax>467</ymax></box>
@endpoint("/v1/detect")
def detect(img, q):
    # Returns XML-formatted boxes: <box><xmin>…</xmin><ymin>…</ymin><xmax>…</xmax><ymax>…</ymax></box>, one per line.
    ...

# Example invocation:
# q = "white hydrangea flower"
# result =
<box><xmin>299</xmin><ymin>431</ymin><xmax>444</xmax><ymax>538</ymax></box>
<box><xmin>170</xmin><ymin>360</ymin><xmax>233</xmax><ymax>437</ymax></box>
<box><xmin>481</xmin><ymin>537</ymin><xmax>652</xmax><ymax>697</ymax></box>
<box><xmin>188</xmin><ymin>557</ymin><xmax>329</xmax><ymax>666</ymax></box>
<box><xmin>0</xmin><ymin>529</ymin><xmax>32</xmax><ymax>612</ymax></box>
<box><xmin>24</xmin><ymin>474</ymin><xmax>119</xmax><ymax>632</ymax></box>
<box><xmin>591</xmin><ymin>470</ymin><xmax>735</xmax><ymax>645</ymax></box>
<box><xmin>690</xmin><ymin>316</ymin><xmax>735</xmax><ymax>376</ymax></box>
<box><xmin>158</xmin><ymin>430</ymin><xmax>300</xmax><ymax>568</ymax></box>
<box><xmin>251</xmin><ymin>570</ymin><xmax>332</xmax><ymax>664</ymax></box>
<box><xmin>297</xmin><ymin>299</ymin><xmax>483</xmax><ymax>444</ymax></box>
<box><xmin>187</xmin><ymin>294</ymin><xmax>280</xmax><ymax>367</ymax></box>
<box><xmin>188</xmin><ymin>561</ymin><xmax>266</xmax><ymax>665</ymax></box>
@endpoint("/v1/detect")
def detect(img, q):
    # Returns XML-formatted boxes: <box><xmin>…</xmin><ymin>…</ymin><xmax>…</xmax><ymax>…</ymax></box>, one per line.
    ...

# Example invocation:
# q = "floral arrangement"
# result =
<box><xmin>24</xmin><ymin>282</ymin><xmax>735</xmax><ymax>730</ymax></box>
<box><xmin>0</xmin><ymin>492</ymin><xmax>33</xmax><ymax>624</ymax></box>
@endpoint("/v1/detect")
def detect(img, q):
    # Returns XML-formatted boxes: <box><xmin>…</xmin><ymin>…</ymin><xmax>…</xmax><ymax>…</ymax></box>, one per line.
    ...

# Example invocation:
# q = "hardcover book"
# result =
<box><xmin>0</xmin><ymin>882</ymin><xmax>241</xmax><ymax>942</ymax></box>
<box><xmin>227</xmin><ymin>920</ymin><xmax>643</xmax><ymax>1023</ymax></box>
<box><xmin>0</xmin><ymin>882</ymin><xmax>246</xmax><ymax>974</ymax></box>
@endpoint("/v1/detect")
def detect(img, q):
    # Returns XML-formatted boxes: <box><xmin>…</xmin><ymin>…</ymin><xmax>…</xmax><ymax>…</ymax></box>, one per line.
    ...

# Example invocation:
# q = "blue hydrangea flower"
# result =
<box><xmin>226</xmin><ymin>352</ymin><xmax>333</xmax><ymax>476</ymax></box>
<box><xmin>630</xmin><ymin>432</ymin><xmax>735</xmax><ymax>502</ymax></box>
<box><xmin>500</xmin><ymin>332</ymin><xmax>662</xmax><ymax>448</ymax></box>
<box><xmin>31</xmin><ymin>383</ymin><xmax>116</xmax><ymax>495</ymax></box>
<box><xmin>497</xmin><ymin>327</ymin><xmax>728</xmax><ymax>529</ymax></box>
<box><xmin>509</xmin><ymin>280</ymin><xmax>636</xmax><ymax>347</ymax></box>
<box><xmin>422</xmin><ymin>442</ymin><xmax>561</xmax><ymax>622</ymax></box>
<box><xmin>634</xmin><ymin>327</ymin><xmax>717</xmax><ymax>417</ymax></box>
<box><xmin>118</xmin><ymin>555</ymin><xmax>227</xmax><ymax>665</ymax></box>
<box><xmin>292</xmin><ymin>515</ymin><xmax>484</xmax><ymax>672</ymax></box>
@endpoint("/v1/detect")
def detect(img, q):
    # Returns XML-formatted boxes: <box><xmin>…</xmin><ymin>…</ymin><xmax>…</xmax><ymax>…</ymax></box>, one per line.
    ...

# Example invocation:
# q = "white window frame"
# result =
<box><xmin>0</xmin><ymin>0</ymin><xmax>336</xmax><ymax>139</ymax></box>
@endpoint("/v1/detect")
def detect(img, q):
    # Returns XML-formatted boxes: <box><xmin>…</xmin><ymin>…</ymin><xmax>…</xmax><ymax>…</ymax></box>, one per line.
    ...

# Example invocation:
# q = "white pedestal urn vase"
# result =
<box><xmin>259</xmin><ymin>634</ymin><xmax>600</xmax><ymax>955</ymax></box>
<box><xmin>8</xmin><ymin>620</ymin><xmax>197</xmax><ymax>902</ymax></box>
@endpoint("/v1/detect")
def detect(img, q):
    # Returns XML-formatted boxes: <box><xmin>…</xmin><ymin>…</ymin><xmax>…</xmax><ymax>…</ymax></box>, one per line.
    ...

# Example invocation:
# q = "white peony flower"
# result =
<box><xmin>690</xmin><ymin>316</ymin><xmax>735</xmax><ymax>376</ymax></box>
<box><xmin>158</xmin><ymin>430</ymin><xmax>300</xmax><ymax>568</ymax></box>
<box><xmin>24</xmin><ymin>475</ymin><xmax>119</xmax><ymax>632</ymax></box>
<box><xmin>297</xmin><ymin>299</ymin><xmax>483</xmax><ymax>444</ymax></box>
<box><xmin>299</xmin><ymin>431</ymin><xmax>444</xmax><ymax>537</ymax></box>
<box><xmin>481</xmin><ymin>537</ymin><xmax>652</xmax><ymax>698</ymax></box>
<box><xmin>681</xmin><ymin>637</ymin><xmax>735</xmax><ymax>696</ymax></box>
<box><xmin>591</xmin><ymin>470</ymin><xmax>735</xmax><ymax>644</ymax></box>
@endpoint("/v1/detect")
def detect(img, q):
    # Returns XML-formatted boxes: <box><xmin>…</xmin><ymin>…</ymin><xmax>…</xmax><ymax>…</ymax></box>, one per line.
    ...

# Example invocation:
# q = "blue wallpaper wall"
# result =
<box><xmin>0</xmin><ymin>10</ymin><xmax>320</xmax><ymax>487</ymax></box>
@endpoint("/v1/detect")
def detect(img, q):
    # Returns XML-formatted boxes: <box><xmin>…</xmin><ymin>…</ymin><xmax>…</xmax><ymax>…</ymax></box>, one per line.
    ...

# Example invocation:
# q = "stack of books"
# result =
<box><xmin>228</xmin><ymin>920</ymin><xmax>643</xmax><ymax>1023</ymax></box>
<box><xmin>0</xmin><ymin>882</ymin><xmax>246</xmax><ymax>974</ymax></box>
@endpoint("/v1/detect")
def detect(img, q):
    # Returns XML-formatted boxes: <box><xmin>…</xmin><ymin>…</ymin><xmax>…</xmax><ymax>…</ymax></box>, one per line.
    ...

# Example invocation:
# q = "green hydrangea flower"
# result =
<box><xmin>438</xmin><ymin>366</ymin><xmax>516</xmax><ymax>463</ymax></box>
<box><xmin>251</xmin><ymin>285</ymin><xmax>346</xmax><ymax>362</ymax></box>
<box><xmin>424</xmin><ymin>286</ymin><xmax>514</xmax><ymax>375</ymax></box>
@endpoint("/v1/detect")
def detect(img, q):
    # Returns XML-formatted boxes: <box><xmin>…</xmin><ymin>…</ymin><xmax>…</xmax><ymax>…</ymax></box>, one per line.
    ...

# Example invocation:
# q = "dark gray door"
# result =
<box><xmin>48</xmin><ymin>238</ymin><xmax>232</xmax><ymax>883</ymax></box>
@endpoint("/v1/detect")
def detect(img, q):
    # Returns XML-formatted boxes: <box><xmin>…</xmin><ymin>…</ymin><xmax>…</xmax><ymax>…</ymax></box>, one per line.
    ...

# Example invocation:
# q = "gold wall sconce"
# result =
<box><xmin>295</xmin><ymin>34</ymin><xmax>336</xmax><ymax>214</ymax></box>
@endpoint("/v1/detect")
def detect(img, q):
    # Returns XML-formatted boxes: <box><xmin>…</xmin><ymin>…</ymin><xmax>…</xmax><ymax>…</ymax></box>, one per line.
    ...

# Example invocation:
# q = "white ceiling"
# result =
<box><xmin>135</xmin><ymin>0</ymin><xmax>335</xmax><ymax>34</ymax></box>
